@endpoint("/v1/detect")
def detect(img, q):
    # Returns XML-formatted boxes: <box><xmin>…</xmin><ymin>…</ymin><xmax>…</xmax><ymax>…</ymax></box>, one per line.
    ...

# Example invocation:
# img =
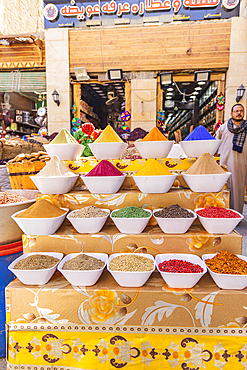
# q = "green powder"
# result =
<box><xmin>111</xmin><ymin>206</ymin><xmax>150</xmax><ymax>218</ymax></box>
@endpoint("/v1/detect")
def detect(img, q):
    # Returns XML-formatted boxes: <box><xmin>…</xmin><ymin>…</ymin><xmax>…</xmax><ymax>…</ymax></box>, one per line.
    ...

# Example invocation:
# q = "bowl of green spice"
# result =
<box><xmin>110</xmin><ymin>206</ymin><xmax>152</xmax><ymax>234</ymax></box>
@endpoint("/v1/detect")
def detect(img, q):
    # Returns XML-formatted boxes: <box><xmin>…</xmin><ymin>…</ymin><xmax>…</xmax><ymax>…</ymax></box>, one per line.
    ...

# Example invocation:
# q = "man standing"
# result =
<box><xmin>216</xmin><ymin>104</ymin><xmax>247</xmax><ymax>213</ymax></box>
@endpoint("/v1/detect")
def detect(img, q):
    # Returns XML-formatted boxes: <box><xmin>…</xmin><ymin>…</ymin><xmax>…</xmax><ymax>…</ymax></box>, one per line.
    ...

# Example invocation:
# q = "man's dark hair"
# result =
<box><xmin>231</xmin><ymin>103</ymin><xmax>244</xmax><ymax>112</ymax></box>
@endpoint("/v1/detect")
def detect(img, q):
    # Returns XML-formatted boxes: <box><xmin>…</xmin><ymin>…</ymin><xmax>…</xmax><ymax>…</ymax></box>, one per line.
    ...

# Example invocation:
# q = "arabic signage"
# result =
<box><xmin>44</xmin><ymin>0</ymin><xmax>239</xmax><ymax>28</ymax></box>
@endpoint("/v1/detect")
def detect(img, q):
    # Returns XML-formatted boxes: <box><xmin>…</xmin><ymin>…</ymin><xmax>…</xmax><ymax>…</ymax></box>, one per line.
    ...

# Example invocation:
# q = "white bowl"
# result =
<box><xmin>153</xmin><ymin>208</ymin><xmax>197</xmax><ymax>234</ymax></box>
<box><xmin>134</xmin><ymin>141</ymin><xmax>174</xmax><ymax>159</ymax></box>
<box><xmin>155</xmin><ymin>253</ymin><xmax>207</xmax><ymax>288</ymax></box>
<box><xmin>57</xmin><ymin>253</ymin><xmax>108</xmax><ymax>286</ymax></box>
<box><xmin>179</xmin><ymin>139</ymin><xmax>221</xmax><ymax>158</ymax></box>
<box><xmin>132</xmin><ymin>174</ymin><xmax>177</xmax><ymax>194</ymax></box>
<box><xmin>8</xmin><ymin>252</ymin><xmax>63</xmax><ymax>285</ymax></box>
<box><xmin>167</xmin><ymin>143</ymin><xmax>187</xmax><ymax>158</ymax></box>
<box><xmin>88</xmin><ymin>142</ymin><xmax>128</xmax><ymax>160</ymax></box>
<box><xmin>195</xmin><ymin>208</ymin><xmax>243</xmax><ymax>234</ymax></box>
<box><xmin>30</xmin><ymin>174</ymin><xmax>79</xmax><ymax>194</ymax></box>
<box><xmin>67</xmin><ymin>209</ymin><xmax>110</xmax><ymax>233</ymax></box>
<box><xmin>110</xmin><ymin>208</ymin><xmax>152</xmax><ymax>234</ymax></box>
<box><xmin>82</xmin><ymin>174</ymin><xmax>126</xmax><ymax>194</ymax></box>
<box><xmin>202</xmin><ymin>253</ymin><xmax>247</xmax><ymax>290</ymax></box>
<box><xmin>107</xmin><ymin>253</ymin><xmax>155</xmax><ymax>287</ymax></box>
<box><xmin>182</xmin><ymin>172</ymin><xmax>231</xmax><ymax>193</ymax></box>
<box><xmin>43</xmin><ymin>143</ymin><xmax>85</xmax><ymax>161</ymax></box>
<box><xmin>11</xmin><ymin>208</ymin><xmax>69</xmax><ymax>235</ymax></box>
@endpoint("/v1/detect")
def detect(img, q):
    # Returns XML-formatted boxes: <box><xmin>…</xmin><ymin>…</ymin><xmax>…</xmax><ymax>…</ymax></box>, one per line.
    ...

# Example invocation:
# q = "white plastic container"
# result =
<box><xmin>57</xmin><ymin>253</ymin><xmax>108</xmax><ymax>286</ymax></box>
<box><xmin>107</xmin><ymin>253</ymin><xmax>155</xmax><ymax>287</ymax></box>
<box><xmin>153</xmin><ymin>208</ymin><xmax>197</xmax><ymax>234</ymax></box>
<box><xmin>134</xmin><ymin>141</ymin><xmax>174</xmax><ymax>159</ymax></box>
<box><xmin>11</xmin><ymin>208</ymin><xmax>68</xmax><ymax>236</ymax></box>
<box><xmin>82</xmin><ymin>174</ymin><xmax>126</xmax><ymax>194</ymax></box>
<box><xmin>202</xmin><ymin>253</ymin><xmax>247</xmax><ymax>290</ymax></box>
<box><xmin>155</xmin><ymin>253</ymin><xmax>207</xmax><ymax>289</ymax></box>
<box><xmin>132</xmin><ymin>174</ymin><xmax>177</xmax><ymax>194</ymax></box>
<box><xmin>8</xmin><ymin>252</ymin><xmax>63</xmax><ymax>285</ymax></box>
<box><xmin>182</xmin><ymin>172</ymin><xmax>231</xmax><ymax>193</ymax></box>
<box><xmin>67</xmin><ymin>209</ymin><xmax>110</xmax><ymax>233</ymax></box>
<box><xmin>30</xmin><ymin>174</ymin><xmax>79</xmax><ymax>195</ymax></box>
<box><xmin>196</xmin><ymin>208</ymin><xmax>243</xmax><ymax>234</ymax></box>
<box><xmin>179</xmin><ymin>139</ymin><xmax>221</xmax><ymax>158</ymax></box>
<box><xmin>88</xmin><ymin>142</ymin><xmax>128</xmax><ymax>160</ymax></box>
<box><xmin>43</xmin><ymin>143</ymin><xmax>85</xmax><ymax>161</ymax></box>
<box><xmin>110</xmin><ymin>208</ymin><xmax>152</xmax><ymax>234</ymax></box>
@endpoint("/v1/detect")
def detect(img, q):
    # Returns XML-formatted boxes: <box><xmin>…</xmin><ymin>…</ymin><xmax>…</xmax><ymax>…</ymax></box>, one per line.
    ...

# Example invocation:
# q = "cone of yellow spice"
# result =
<box><xmin>141</xmin><ymin>127</ymin><xmax>168</xmax><ymax>142</ymax></box>
<box><xmin>16</xmin><ymin>199</ymin><xmax>66</xmax><ymax>218</ymax></box>
<box><xmin>134</xmin><ymin>159</ymin><xmax>172</xmax><ymax>176</ymax></box>
<box><xmin>94</xmin><ymin>125</ymin><xmax>123</xmax><ymax>143</ymax></box>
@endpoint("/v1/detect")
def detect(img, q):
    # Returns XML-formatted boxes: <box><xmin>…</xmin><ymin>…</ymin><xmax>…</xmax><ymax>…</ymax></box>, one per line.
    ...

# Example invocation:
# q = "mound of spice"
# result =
<box><xmin>0</xmin><ymin>192</ymin><xmax>29</xmax><ymax>205</ymax></box>
<box><xmin>197</xmin><ymin>207</ymin><xmax>241</xmax><ymax>218</ymax></box>
<box><xmin>158</xmin><ymin>259</ymin><xmax>203</xmax><ymax>273</ymax></box>
<box><xmin>111</xmin><ymin>206</ymin><xmax>150</xmax><ymax>218</ymax></box>
<box><xmin>63</xmin><ymin>254</ymin><xmax>105</xmax><ymax>270</ymax></box>
<box><xmin>50</xmin><ymin>128</ymin><xmax>78</xmax><ymax>144</ymax></box>
<box><xmin>14</xmin><ymin>255</ymin><xmax>59</xmax><ymax>270</ymax></box>
<box><xmin>185</xmin><ymin>153</ymin><xmax>225</xmax><ymax>175</ymax></box>
<box><xmin>184</xmin><ymin>125</ymin><xmax>215</xmax><ymax>141</ymax></box>
<box><xmin>85</xmin><ymin>160</ymin><xmax>124</xmax><ymax>177</ymax></box>
<box><xmin>69</xmin><ymin>206</ymin><xmax>108</xmax><ymax>218</ymax></box>
<box><xmin>16</xmin><ymin>199</ymin><xmax>66</xmax><ymax>218</ymax></box>
<box><xmin>154</xmin><ymin>204</ymin><xmax>194</xmax><ymax>218</ymax></box>
<box><xmin>141</xmin><ymin>127</ymin><xmax>168</xmax><ymax>142</ymax></box>
<box><xmin>94</xmin><ymin>125</ymin><xmax>123</xmax><ymax>143</ymax></box>
<box><xmin>134</xmin><ymin>159</ymin><xmax>172</xmax><ymax>176</ymax></box>
<box><xmin>109</xmin><ymin>254</ymin><xmax>154</xmax><ymax>272</ymax></box>
<box><xmin>35</xmin><ymin>155</ymin><xmax>75</xmax><ymax>177</ymax></box>
<box><xmin>205</xmin><ymin>251</ymin><xmax>247</xmax><ymax>275</ymax></box>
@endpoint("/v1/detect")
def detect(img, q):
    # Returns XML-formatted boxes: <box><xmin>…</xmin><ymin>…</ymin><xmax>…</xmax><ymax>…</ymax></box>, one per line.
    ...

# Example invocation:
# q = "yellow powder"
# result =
<box><xmin>16</xmin><ymin>199</ymin><xmax>66</xmax><ymax>218</ymax></box>
<box><xmin>50</xmin><ymin>128</ymin><xmax>78</xmax><ymax>144</ymax></box>
<box><xmin>185</xmin><ymin>153</ymin><xmax>226</xmax><ymax>175</ymax></box>
<box><xmin>134</xmin><ymin>159</ymin><xmax>172</xmax><ymax>176</ymax></box>
<box><xmin>141</xmin><ymin>127</ymin><xmax>168</xmax><ymax>142</ymax></box>
<box><xmin>94</xmin><ymin>125</ymin><xmax>123</xmax><ymax>143</ymax></box>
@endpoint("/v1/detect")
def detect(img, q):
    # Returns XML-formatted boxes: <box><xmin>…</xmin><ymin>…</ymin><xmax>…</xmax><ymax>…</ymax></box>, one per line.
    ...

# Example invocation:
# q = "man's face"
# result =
<box><xmin>231</xmin><ymin>105</ymin><xmax>245</xmax><ymax>124</ymax></box>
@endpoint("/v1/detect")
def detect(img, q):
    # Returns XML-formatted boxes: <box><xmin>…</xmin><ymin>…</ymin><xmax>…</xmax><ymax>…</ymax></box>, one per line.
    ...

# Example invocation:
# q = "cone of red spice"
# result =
<box><xmin>85</xmin><ymin>160</ymin><xmax>124</xmax><ymax>177</ymax></box>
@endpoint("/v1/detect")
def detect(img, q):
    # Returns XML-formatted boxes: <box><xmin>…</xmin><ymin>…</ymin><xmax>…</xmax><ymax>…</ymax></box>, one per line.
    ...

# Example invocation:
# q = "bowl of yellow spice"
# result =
<box><xmin>11</xmin><ymin>199</ymin><xmax>68</xmax><ymax>236</ymax></box>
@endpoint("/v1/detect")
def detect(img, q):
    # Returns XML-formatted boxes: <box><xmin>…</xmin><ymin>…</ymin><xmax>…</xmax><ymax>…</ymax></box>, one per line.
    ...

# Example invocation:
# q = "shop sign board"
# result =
<box><xmin>44</xmin><ymin>0</ymin><xmax>239</xmax><ymax>28</ymax></box>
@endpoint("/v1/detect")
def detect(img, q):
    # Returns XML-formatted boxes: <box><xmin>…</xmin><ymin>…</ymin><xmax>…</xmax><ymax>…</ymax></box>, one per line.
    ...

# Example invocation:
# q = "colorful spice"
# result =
<box><xmin>0</xmin><ymin>192</ymin><xmax>29</xmax><ymax>204</ymax></box>
<box><xmin>16</xmin><ymin>199</ymin><xmax>66</xmax><ymax>218</ymax></box>
<box><xmin>85</xmin><ymin>160</ymin><xmax>124</xmax><ymax>177</ymax></box>
<box><xmin>69</xmin><ymin>206</ymin><xmax>108</xmax><ymax>218</ymax></box>
<box><xmin>185</xmin><ymin>153</ymin><xmax>225</xmax><ymax>175</ymax></box>
<box><xmin>154</xmin><ymin>204</ymin><xmax>194</xmax><ymax>218</ymax></box>
<box><xmin>109</xmin><ymin>254</ymin><xmax>154</xmax><ymax>272</ymax></box>
<box><xmin>63</xmin><ymin>254</ymin><xmax>105</xmax><ymax>270</ymax></box>
<box><xmin>35</xmin><ymin>155</ymin><xmax>75</xmax><ymax>177</ymax></box>
<box><xmin>184</xmin><ymin>125</ymin><xmax>215</xmax><ymax>141</ymax></box>
<box><xmin>14</xmin><ymin>255</ymin><xmax>59</xmax><ymax>270</ymax></box>
<box><xmin>94</xmin><ymin>125</ymin><xmax>123</xmax><ymax>143</ymax></box>
<box><xmin>158</xmin><ymin>259</ymin><xmax>203</xmax><ymax>273</ymax></box>
<box><xmin>111</xmin><ymin>206</ymin><xmax>150</xmax><ymax>218</ymax></box>
<box><xmin>197</xmin><ymin>207</ymin><xmax>241</xmax><ymax>218</ymax></box>
<box><xmin>205</xmin><ymin>251</ymin><xmax>247</xmax><ymax>275</ymax></box>
<box><xmin>134</xmin><ymin>159</ymin><xmax>172</xmax><ymax>176</ymax></box>
<box><xmin>141</xmin><ymin>127</ymin><xmax>168</xmax><ymax>142</ymax></box>
<box><xmin>50</xmin><ymin>128</ymin><xmax>78</xmax><ymax>144</ymax></box>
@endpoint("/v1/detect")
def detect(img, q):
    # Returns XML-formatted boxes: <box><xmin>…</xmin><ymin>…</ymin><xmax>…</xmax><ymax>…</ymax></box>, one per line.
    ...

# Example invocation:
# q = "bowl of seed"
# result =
<box><xmin>57</xmin><ymin>253</ymin><xmax>108</xmax><ymax>286</ymax></box>
<box><xmin>110</xmin><ymin>207</ymin><xmax>152</xmax><ymax>234</ymax></box>
<box><xmin>107</xmin><ymin>253</ymin><xmax>155</xmax><ymax>287</ymax></box>
<box><xmin>8</xmin><ymin>252</ymin><xmax>63</xmax><ymax>285</ymax></box>
<box><xmin>153</xmin><ymin>205</ymin><xmax>197</xmax><ymax>234</ymax></box>
<box><xmin>67</xmin><ymin>207</ymin><xmax>110</xmax><ymax>234</ymax></box>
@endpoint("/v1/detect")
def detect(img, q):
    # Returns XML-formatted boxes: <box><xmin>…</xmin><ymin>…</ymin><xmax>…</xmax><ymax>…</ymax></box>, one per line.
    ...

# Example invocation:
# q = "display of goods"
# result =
<box><xmin>94</xmin><ymin>125</ymin><xmax>123</xmax><ymax>143</ymax></box>
<box><xmin>183</xmin><ymin>125</ymin><xmax>215</xmax><ymax>141</ymax></box>
<box><xmin>35</xmin><ymin>155</ymin><xmax>74</xmax><ymax>177</ymax></box>
<box><xmin>128</xmin><ymin>127</ymin><xmax>148</xmax><ymax>141</ymax></box>
<box><xmin>0</xmin><ymin>191</ymin><xmax>29</xmax><ymax>204</ymax></box>
<box><xmin>185</xmin><ymin>153</ymin><xmax>225</xmax><ymax>174</ymax></box>
<box><xmin>158</xmin><ymin>259</ymin><xmax>204</xmax><ymax>273</ymax></box>
<box><xmin>122</xmin><ymin>144</ymin><xmax>142</xmax><ymax>159</ymax></box>
<box><xmin>134</xmin><ymin>159</ymin><xmax>172</xmax><ymax>176</ymax></box>
<box><xmin>205</xmin><ymin>251</ymin><xmax>247</xmax><ymax>274</ymax></box>
<box><xmin>72</xmin><ymin>128</ymin><xmax>93</xmax><ymax>157</ymax></box>
<box><xmin>50</xmin><ymin>128</ymin><xmax>78</xmax><ymax>144</ymax></box>
<box><xmin>62</xmin><ymin>254</ymin><xmax>105</xmax><ymax>270</ymax></box>
<box><xmin>197</xmin><ymin>207</ymin><xmax>241</xmax><ymax>218</ymax></box>
<box><xmin>16</xmin><ymin>199</ymin><xmax>66</xmax><ymax>218</ymax></box>
<box><xmin>109</xmin><ymin>254</ymin><xmax>154</xmax><ymax>272</ymax></box>
<box><xmin>141</xmin><ymin>126</ymin><xmax>168</xmax><ymax>141</ymax></box>
<box><xmin>8</xmin><ymin>151</ymin><xmax>50</xmax><ymax>164</ymax></box>
<box><xmin>154</xmin><ymin>204</ymin><xmax>194</xmax><ymax>218</ymax></box>
<box><xmin>13</xmin><ymin>254</ymin><xmax>59</xmax><ymax>270</ymax></box>
<box><xmin>111</xmin><ymin>206</ymin><xmax>150</xmax><ymax>218</ymax></box>
<box><xmin>85</xmin><ymin>160</ymin><xmax>124</xmax><ymax>177</ymax></box>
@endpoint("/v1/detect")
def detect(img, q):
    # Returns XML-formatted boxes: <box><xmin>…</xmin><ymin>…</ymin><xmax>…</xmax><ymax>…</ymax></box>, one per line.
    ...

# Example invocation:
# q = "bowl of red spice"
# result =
<box><xmin>196</xmin><ymin>207</ymin><xmax>243</xmax><ymax>234</ymax></box>
<box><xmin>202</xmin><ymin>251</ymin><xmax>247</xmax><ymax>290</ymax></box>
<box><xmin>155</xmin><ymin>253</ymin><xmax>207</xmax><ymax>289</ymax></box>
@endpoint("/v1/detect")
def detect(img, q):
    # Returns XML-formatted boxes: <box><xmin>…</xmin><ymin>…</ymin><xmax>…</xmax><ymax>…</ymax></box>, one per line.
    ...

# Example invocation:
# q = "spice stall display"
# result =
<box><xmin>134</xmin><ymin>127</ymin><xmax>173</xmax><ymax>159</ymax></box>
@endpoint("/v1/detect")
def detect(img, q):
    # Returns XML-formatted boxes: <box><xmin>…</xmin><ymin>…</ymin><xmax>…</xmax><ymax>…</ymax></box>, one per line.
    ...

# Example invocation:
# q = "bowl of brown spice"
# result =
<box><xmin>57</xmin><ymin>253</ymin><xmax>108</xmax><ymax>286</ymax></box>
<box><xmin>67</xmin><ymin>207</ymin><xmax>110</xmax><ymax>233</ymax></box>
<box><xmin>8</xmin><ymin>252</ymin><xmax>63</xmax><ymax>285</ymax></box>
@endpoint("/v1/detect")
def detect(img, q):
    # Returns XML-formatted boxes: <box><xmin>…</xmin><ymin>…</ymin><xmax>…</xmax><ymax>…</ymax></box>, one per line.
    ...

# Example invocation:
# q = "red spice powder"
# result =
<box><xmin>85</xmin><ymin>160</ymin><xmax>124</xmax><ymax>177</ymax></box>
<box><xmin>197</xmin><ymin>207</ymin><xmax>241</xmax><ymax>218</ymax></box>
